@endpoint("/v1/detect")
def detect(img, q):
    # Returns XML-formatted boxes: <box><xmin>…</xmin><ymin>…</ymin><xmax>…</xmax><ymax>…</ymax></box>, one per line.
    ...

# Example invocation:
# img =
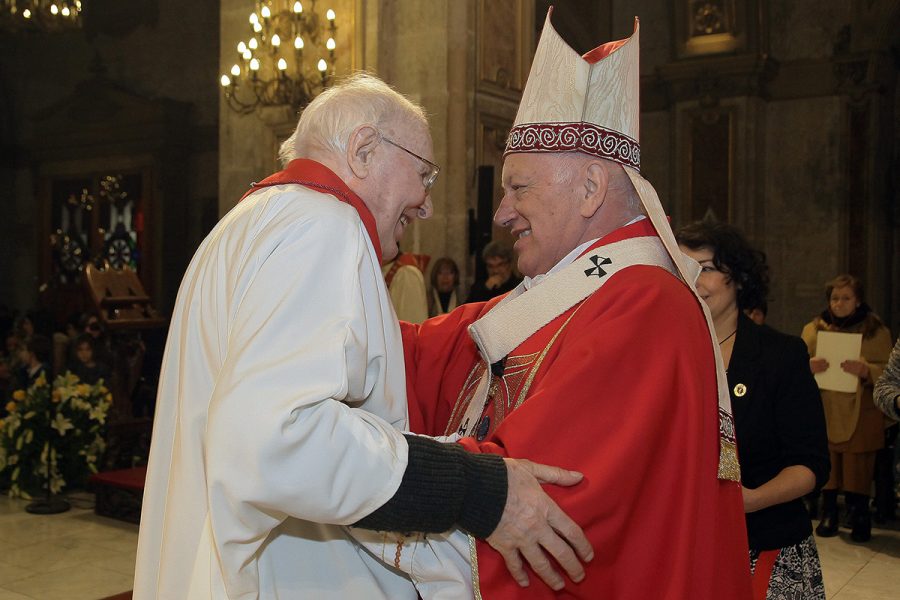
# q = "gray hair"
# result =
<box><xmin>278</xmin><ymin>72</ymin><xmax>429</xmax><ymax>166</ymax></box>
<box><xmin>482</xmin><ymin>240</ymin><xmax>515</xmax><ymax>263</ymax></box>
<box><xmin>551</xmin><ymin>152</ymin><xmax>644</xmax><ymax>216</ymax></box>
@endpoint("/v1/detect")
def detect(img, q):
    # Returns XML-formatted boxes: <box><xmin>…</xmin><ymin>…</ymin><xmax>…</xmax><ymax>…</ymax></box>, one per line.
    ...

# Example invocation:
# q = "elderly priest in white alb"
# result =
<box><xmin>133</xmin><ymin>73</ymin><xmax>592</xmax><ymax>600</ymax></box>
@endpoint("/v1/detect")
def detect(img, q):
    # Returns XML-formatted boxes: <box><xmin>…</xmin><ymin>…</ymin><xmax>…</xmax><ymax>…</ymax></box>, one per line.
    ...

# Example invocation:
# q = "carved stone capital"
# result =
<box><xmin>650</xmin><ymin>54</ymin><xmax>779</xmax><ymax>110</ymax></box>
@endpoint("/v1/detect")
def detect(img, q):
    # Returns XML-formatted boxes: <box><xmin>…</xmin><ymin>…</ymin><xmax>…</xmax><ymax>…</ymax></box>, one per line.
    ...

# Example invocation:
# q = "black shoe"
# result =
<box><xmin>848</xmin><ymin>493</ymin><xmax>872</xmax><ymax>542</ymax></box>
<box><xmin>817</xmin><ymin>489</ymin><xmax>839</xmax><ymax>536</ymax></box>
<box><xmin>850</xmin><ymin>525</ymin><xmax>871</xmax><ymax>542</ymax></box>
<box><xmin>815</xmin><ymin>513</ymin><xmax>839</xmax><ymax>537</ymax></box>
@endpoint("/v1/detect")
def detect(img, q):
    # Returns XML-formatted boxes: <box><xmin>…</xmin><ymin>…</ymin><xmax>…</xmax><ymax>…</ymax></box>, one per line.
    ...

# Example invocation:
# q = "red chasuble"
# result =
<box><xmin>403</xmin><ymin>220</ymin><xmax>752</xmax><ymax>599</ymax></box>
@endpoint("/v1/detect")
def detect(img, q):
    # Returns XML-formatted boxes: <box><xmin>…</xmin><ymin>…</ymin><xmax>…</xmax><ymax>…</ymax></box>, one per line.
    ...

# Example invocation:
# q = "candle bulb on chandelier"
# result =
<box><xmin>51</xmin><ymin>4</ymin><xmax>59</xmax><ymax>15</ymax></box>
<box><xmin>220</xmin><ymin>74</ymin><xmax>231</xmax><ymax>88</ymax></box>
<box><xmin>223</xmin><ymin>1</ymin><xmax>339</xmax><ymax>114</ymax></box>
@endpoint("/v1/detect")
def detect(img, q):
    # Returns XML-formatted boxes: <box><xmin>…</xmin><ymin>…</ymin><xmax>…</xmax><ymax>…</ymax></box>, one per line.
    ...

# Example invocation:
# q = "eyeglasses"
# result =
<box><xmin>380</xmin><ymin>135</ymin><xmax>441</xmax><ymax>192</ymax></box>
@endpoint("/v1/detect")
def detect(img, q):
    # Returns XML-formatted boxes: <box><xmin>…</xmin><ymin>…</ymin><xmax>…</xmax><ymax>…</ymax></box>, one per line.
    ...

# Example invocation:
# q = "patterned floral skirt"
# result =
<box><xmin>749</xmin><ymin>534</ymin><xmax>825</xmax><ymax>600</ymax></box>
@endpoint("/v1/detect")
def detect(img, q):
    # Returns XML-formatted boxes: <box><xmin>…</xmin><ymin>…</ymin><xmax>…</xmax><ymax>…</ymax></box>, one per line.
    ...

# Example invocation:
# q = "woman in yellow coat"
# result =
<box><xmin>801</xmin><ymin>274</ymin><xmax>893</xmax><ymax>542</ymax></box>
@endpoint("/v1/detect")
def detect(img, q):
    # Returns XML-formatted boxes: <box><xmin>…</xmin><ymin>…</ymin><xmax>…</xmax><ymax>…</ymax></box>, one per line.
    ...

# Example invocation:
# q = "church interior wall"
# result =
<box><xmin>0</xmin><ymin>0</ymin><xmax>220</xmax><ymax>314</ymax></box>
<box><xmin>0</xmin><ymin>0</ymin><xmax>896</xmax><ymax>338</ymax></box>
<box><xmin>763</xmin><ymin>96</ymin><xmax>846</xmax><ymax>333</ymax></box>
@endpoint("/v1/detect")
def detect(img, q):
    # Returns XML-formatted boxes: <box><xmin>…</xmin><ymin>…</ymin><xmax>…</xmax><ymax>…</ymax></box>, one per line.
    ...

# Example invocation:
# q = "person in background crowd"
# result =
<box><xmin>745</xmin><ymin>298</ymin><xmax>767</xmax><ymax>325</ymax></box>
<box><xmin>874</xmin><ymin>337</ymin><xmax>900</xmax><ymax>523</ymax></box>
<box><xmin>875</xmin><ymin>337</ymin><xmax>900</xmax><ymax>420</ymax></box>
<box><xmin>15</xmin><ymin>334</ymin><xmax>52</xmax><ymax>391</ymax></box>
<box><xmin>428</xmin><ymin>257</ymin><xmax>460</xmax><ymax>316</ymax></box>
<box><xmin>1</xmin><ymin>332</ymin><xmax>24</xmax><ymax>403</ymax></box>
<box><xmin>0</xmin><ymin>305</ymin><xmax>14</xmax><ymax>350</ymax></box>
<box><xmin>677</xmin><ymin>220</ymin><xmax>829</xmax><ymax>600</ymax></box>
<box><xmin>52</xmin><ymin>312</ymin><xmax>86</xmax><ymax>375</ymax></box>
<box><xmin>79</xmin><ymin>313</ymin><xmax>114</xmax><ymax>367</ymax></box>
<box><xmin>14</xmin><ymin>314</ymin><xmax>34</xmax><ymax>345</ymax></box>
<box><xmin>382</xmin><ymin>249</ymin><xmax>429</xmax><ymax>323</ymax></box>
<box><xmin>466</xmin><ymin>240</ymin><xmax>522</xmax><ymax>302</ymax></box>
<box><xmin>65</xmin><ymin>333</ymin><xmax>111</xmax><ymax>385</ymax></box>
<box><xmin>802</xmin><ymin>274</ymin><xmax>893</xmax><ymax>542</ymax></box>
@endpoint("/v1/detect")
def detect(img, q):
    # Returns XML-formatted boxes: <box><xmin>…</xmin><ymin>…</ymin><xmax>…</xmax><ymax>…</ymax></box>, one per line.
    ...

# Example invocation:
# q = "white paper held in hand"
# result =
<box><xmin>815</xmin><ymin>331</ymin><xmax>863</xmax><ymax>393</ymax></box>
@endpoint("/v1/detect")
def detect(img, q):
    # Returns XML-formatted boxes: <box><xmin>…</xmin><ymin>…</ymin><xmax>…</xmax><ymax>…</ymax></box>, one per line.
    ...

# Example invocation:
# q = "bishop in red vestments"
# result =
<box><xmin>399</xmin><ymin>10</ymin><xmax>753</xmax><ymax>599</ymax></box>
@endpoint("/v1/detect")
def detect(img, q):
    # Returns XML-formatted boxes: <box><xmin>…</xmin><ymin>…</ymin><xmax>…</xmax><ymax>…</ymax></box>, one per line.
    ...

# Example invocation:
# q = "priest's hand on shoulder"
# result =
<box><xmin>487</xmin><ymin>459</ymin><xmax>593</xmax><ymax>591</ymax></box>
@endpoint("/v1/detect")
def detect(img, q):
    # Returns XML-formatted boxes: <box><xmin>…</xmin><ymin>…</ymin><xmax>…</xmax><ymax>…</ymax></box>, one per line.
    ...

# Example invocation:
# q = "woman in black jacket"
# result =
<box><xmin>677</xmin><ymin>220</ymin><xmax>829</xmax><ymax>600</ymax></box>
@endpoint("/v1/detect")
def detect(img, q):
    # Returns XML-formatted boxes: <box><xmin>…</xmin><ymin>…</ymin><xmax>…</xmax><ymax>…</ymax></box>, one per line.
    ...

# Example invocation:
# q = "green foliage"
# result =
<box><xmin>0</xmin><ymin>372</ymin><xmax>111</xmax><ymax>498</ymax></box>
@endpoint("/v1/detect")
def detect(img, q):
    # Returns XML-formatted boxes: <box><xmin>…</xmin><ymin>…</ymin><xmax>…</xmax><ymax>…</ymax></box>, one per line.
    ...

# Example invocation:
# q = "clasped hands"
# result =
<box><xmin>809</xmin><ymin>357</ymin><xmax>869</xmax><ymax>380</ymax></box>
<box><xmin>487</xmin><ymin>458</ymin><xmax>594</xmax><ymax>591</ymax></box>
<box><xmin>484</xmin><ymin>274</ymin><xmax>507</xmax><ymax>290</ymax></box>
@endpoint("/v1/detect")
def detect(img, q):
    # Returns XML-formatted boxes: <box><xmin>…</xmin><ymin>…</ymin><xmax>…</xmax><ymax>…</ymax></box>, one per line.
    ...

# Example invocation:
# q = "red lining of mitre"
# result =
<box><xmin>581</xmin><ymin>18</ymin><xmax>637</xmax><ymax>64</ymax></box>
<box><xmin>582</xmin><ymin>39</ymin><xmax>628</xmax><ymax>63</ymax></box>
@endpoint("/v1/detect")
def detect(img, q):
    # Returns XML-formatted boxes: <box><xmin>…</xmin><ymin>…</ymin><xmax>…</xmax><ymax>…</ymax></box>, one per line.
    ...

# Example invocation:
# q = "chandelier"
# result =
<box><xmin>1</xmin><ymin>0</ymin><xmax>82</xmax><ymax>32</ymax></box>
<box><xmin>221</xmin><ymin>0</ymin><xmax>338</xmax><ymax>115</ymax></box>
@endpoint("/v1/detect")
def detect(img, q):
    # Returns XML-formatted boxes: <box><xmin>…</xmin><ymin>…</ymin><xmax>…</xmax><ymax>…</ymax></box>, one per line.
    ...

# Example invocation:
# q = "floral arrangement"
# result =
<box><xmin>0</xmin><ymin>372</ymin><xmax>111</xmax><ymax>499</ymax></box>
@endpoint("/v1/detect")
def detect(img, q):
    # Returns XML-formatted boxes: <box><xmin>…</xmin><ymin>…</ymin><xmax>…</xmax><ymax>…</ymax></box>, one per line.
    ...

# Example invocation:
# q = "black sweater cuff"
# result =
<box><xmin>352</xmin><ymin>435</ymin><xmax>507</xmax><ymax>539</ymax></box>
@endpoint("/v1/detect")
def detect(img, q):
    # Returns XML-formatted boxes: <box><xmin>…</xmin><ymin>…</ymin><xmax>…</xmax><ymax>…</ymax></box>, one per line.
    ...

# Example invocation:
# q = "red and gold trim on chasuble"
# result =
<box><xmin>443</xmin><ymin>307</ymin><xmax>585</xmax><ymax>597</ymax></box>
<box><xmin>442</xmin><ymin>308</ymin><xmax>584</xmax><ymax>439</ymax></box>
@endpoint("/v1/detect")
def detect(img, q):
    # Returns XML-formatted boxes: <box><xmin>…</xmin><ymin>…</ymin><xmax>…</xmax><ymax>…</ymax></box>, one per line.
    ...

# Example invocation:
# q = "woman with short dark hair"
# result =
<box><xmin>677</xmin><ymin>220</ymin><xmax>829</xmax><ymax>600</ymax></box>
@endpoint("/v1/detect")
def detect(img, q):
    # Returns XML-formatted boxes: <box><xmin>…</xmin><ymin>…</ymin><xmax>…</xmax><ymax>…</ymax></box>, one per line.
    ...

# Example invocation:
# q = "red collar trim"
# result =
<box><xmin>583</xmin><ymin>218</ymin><xmax>661</xmax><ymax>255</ymax></box>
<box><xmin>241</xmin><ymin>159</ymin><xmax>382</xmax><ymax>261</ymax></box>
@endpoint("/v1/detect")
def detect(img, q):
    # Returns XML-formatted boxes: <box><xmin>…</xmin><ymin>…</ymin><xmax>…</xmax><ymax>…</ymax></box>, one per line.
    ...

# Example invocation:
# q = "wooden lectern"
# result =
<box><xmin>83</xmin><ymin>263</ymin><xmax>166</xmax><ymax>330</ymax></box>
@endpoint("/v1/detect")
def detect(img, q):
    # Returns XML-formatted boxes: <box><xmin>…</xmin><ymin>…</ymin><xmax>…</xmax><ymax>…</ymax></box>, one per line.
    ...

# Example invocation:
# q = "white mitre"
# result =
<box><xmin>507</xmin><ymin>13</ymin><xmax>640</xmax><ymax>170</ymax></box>
<box><xmin>505</xmin><ymin>8</ymin><xmax>741</xmax><ymax>483</ymax></box>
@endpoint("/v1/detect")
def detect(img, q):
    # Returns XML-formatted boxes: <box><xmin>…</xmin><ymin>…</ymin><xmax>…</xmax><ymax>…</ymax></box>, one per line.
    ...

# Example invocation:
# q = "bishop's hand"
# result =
<box><xmin>487</xmin><ymin>458</ymin><xmax>593</xmax><ymax>591</ymax></box>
